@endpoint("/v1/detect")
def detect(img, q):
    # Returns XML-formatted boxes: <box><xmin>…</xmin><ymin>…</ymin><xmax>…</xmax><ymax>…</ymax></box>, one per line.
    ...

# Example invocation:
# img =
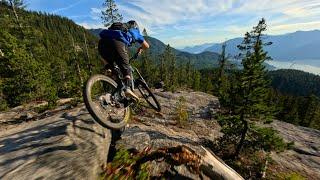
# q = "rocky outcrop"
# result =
<box><xmin>0</xmin><ymin>106</ymin><xmax>111</xmax><ymax>180</ymax></box>
<box><xmin>114</xmin><ymin>90</ymin><xmax>320</xmax><ymax>179</ymax></box>
<box><xmin>0</xmin><ymin>91</ymin><xmax>243</xmax><ymax>179</ymax></box>
<box><xmin>116</xmin><ymin>119</ymin><xmax>243</xmax><ymax>179</ymax></box>
<box><xmin>113</xmin><ymin>90</ymin><xmax>243</xmax><ymax>179</ymax></box>
<box><xmin>1</xmin><ymin>90</ymin><xmax>319</xmax><ymax>179</ymax></box>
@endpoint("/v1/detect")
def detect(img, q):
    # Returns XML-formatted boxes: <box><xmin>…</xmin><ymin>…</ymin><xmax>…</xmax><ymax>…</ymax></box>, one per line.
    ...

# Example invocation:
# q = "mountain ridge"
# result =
<box><xmin>180</xmin><ymin>42</ymin><xmax>216</xmax><ymax>54</ymax></box>
<box><xmin>181</xmin><ymin>30</ymin><xmax>320</xmax><ymax>66</ymax></box>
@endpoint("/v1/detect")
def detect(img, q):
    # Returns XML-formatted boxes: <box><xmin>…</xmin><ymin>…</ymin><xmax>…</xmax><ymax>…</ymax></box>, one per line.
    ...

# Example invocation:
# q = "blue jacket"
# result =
<box><xmin>99</xmin><ymin>28</ymin><xmax>145</xmax><ymax>46</ymax></box>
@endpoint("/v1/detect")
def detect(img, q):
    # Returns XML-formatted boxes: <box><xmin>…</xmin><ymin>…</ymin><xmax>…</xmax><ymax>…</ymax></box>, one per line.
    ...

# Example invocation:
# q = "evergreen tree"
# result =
<box><xmin>234</xmin><ymin>18</ymin><xmax>274</xmax><ymax>156</ymax></box>
<box><xmin>6</xmin><ymin>0</ymin><xmax>25</xmax><ymax>31</ymax></box>
<box><xmin>142</xmin><ymin>28</ymin><xmax>148</xmax><ymax>37</ymax></box>
<box><xmin>185</xmin><ymin>60</ymin><xmax>193</xmax><ymax>88</ymax></box>
<box><xmin>216</xmin><ymin>42</ymin><xmax>233</xmax><ymax>107</ymax></box>
<box><xmin>0</xmin><ymin>3</ymin><xmax>100</xmax><ymax>108</ymax></box>
<box><xmin>1</xmin><ymin>0</ymin><xmax>25</xmax><ymax>8</ymax></box>
<box><xmin>101</xmin><ymin>0</ymin><xmax>123</xmax><ymax>27</ymax></box>
<box><xmin>218</xmin><ymin>43</ymin><xmax>228</xmax><ymax>87</ymax></box>
<box><xmin>216</xmin><ymin>19</ymin><xmax>281</xmax><ymax>161</ymax></box>
<box><xmin>160</xmin><ymin>44</ymin><xmax>177</xmax><ymax>91</ymax></box>
<box><xmin>139</xmin><ymin>29</ymin><xmax>153</xmax><ymax>83</ymax></box>
<box><xmin>158</xmin><ymin>50</ymin><xmax>166</xmax><ymax>82</ymax></box>
<box><xmin>192</xmin><ymin>70</ymin><xmax>201</xmax><ymax>91</ymax></box>
<box><xmin>303</xmin><ymin>95</ymin><xmax>320</xmax><ymax>127</ymax></box>
<box><xmin>309</xmin><ymin>106</ymin><xmax>320</xmax><ymax>130</ymax></box>
<box><xmin>0</xmin><ymin>30</ymin><xmax>56</xmax><ymax>106</ymax></box>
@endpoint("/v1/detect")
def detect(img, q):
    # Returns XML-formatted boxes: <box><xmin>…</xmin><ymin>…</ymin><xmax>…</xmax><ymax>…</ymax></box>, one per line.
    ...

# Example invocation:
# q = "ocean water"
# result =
<box><xmin>267</xmin><ymin>61</ymin><xmax>320</xmax><ymax>75</ymax></box>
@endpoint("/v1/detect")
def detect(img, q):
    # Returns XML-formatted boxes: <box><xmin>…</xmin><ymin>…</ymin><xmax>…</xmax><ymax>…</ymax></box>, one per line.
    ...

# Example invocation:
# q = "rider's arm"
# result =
<box><xmin>129</xmin><ymin>28</ymin><xmax>149</xmax><ymax>54</ymax></box>
<box><xmin>138</xmin><ymin>40</ymin><xmax>150</xmax><ymax>54</ymax></box>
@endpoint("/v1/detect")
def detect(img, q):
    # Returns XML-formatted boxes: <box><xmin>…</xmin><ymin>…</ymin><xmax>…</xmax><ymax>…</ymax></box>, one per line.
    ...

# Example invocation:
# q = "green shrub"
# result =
<box><xmin>34</xmin><ymin>103</ymin><xmax>56</xmax><ymax>113</ymax></box>
<box><xmin>101</xmin><ymin>148</ymin><xmax>149</xmax><ymax>180</ymax></box>
<box><xmin>250</xmin><ymin>126</ymin><xmax>291</xmax><ymax>152</ymax></box>
<box><xmin>68</xmin><ymin>97</ymin><xmax>83</xmax><ymax>107</ymax></box>
<box><xmin>0</xmin><ymin>99</ymin><xmax>8</xmax><ymax>111</ymax></box>
<box><xmin>276</xmin><ymin>172</ymin><xmax>306</xmax><ymax>180</ymax></box>
<box><xmin>175</xmin><ymin>96</ymin><xmax>189</xmax><ymax>126</ymax></box>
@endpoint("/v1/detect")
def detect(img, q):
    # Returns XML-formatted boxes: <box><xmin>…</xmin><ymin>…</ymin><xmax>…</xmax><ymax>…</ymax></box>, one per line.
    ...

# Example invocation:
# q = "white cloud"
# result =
<box><xmin>118</xmin><ymin>0</ymin><xmax>232</xmax><ymax>27</ymax></box>
<box><xmin>84</xmin><ymin>0</ymin><xmax>320</xmax><ymax>47</ymax></box>
<box><xmin>270</xmin><ymin>21</ymin><xmax>320</xmax><ymax>34</ymax></box>
<box><xmin>52</xmin><ymin>0</ymin><xmax>84</xmax><ymax>14</ymax></box>
<box><xmin>78</xmin><ymin>22</ymin><xmax>103</xmax><ymax>29</ymax></box>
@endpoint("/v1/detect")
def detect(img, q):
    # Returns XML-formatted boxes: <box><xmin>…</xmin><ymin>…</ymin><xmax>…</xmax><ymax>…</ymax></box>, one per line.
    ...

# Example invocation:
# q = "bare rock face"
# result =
<box><xmin>269</xmin><ymin>120</ymin><xmax>320</xmax><ymax>178</ymax></box>
<box><xmin>0</xmin><ymin>106</ymin><xmax>111</xmax><ymax>180</ymax></box>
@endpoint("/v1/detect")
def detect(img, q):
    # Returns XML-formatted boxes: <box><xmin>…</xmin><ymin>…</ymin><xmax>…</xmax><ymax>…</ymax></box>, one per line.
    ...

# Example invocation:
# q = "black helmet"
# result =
<box><xmin>126</xmin><ymin>20</ymin><xmax>139</xmax><ymax>30</ymax></box>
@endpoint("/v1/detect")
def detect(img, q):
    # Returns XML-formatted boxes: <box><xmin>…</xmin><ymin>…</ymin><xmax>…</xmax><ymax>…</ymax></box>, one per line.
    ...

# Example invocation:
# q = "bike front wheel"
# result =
<box><xmin>83</xmin><ymin>74</ymin><xmax>130</xmax><ymax>130</ymax></box>
<box><xmin>135</xmin><ymin>79</ymin><xmax>161</xmax><ymax>112</ymax></box>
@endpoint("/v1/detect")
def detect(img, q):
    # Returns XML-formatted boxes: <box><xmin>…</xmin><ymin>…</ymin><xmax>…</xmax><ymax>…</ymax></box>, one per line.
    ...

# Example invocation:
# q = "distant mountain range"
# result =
<box><xmin>181</xmin><ymin>43</ymin><xmax>215</xmax><ymax>54</ymax></box>
<box><xmin>181</xmin><ymin>30</ymin><xmax>320</xmax><ymax>67</ymax></box>
<box><xmin>88</xmin><ymin>29</ymin><xmax>220</xmax><ymax>69</ymax></box>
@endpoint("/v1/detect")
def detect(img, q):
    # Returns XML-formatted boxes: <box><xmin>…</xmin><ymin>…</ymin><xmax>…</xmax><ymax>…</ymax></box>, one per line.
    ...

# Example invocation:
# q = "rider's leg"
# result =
<box><xmin>98</xmin><ymin>39</ymin><xmax>116</xmax><ymax>76</ymax></box>
<box><xmin>112</xmin><ymin>40</ymin><xmax>139</xmax><ymax>101</ymax></box>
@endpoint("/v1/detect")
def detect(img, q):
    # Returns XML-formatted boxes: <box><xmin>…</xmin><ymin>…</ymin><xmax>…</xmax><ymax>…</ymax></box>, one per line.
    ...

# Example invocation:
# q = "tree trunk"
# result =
<box><xmin>261</xmin><ymin>151</ymin><xmax>270</xmax><ymax>179</ymax></box>
<box><xmin>0</xmin><ymin>49</ymin><xmax>4</xmax><ymax>57</ymax></box>
<box><xmin>71</xmin><ymin>36</ymin><xmax>84</xmax><ymax>95</ymax></box>
<box><xmin>234</xmin><ymin>113</ymin><xmax>248</xmax><ymax>158</ymax></box>
<box><xmin>83</xmin><ymin>33</ymin><xmax>92</xmax><ymax>74</ymax></box>
<box><xmin>76</xmin><ymin>63</ymin><xmax>84</xmax><ymax>87</ymax></box>
<box><xmin>9</xmin><ymin>1</ymin><xmax>23</xmax><ymax>29</ymax></box>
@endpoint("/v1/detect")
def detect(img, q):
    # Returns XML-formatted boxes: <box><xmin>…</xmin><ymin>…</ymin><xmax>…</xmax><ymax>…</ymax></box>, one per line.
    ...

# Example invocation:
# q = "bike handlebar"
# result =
<box><xmin>129</xmin><ymin>52</ymin><xmax>140</xmax><ymax>62</ymax></box>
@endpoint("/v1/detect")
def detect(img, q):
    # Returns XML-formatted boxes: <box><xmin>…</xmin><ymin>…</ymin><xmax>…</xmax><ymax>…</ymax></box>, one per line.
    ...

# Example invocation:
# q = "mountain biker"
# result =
<box><xmin>98</xmin><ymin>20</ymin><xmax>150</xmax><ymax>101</ymax></box>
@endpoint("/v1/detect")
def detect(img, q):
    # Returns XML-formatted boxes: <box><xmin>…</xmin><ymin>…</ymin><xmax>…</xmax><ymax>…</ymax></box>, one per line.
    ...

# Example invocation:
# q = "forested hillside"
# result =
<box><xmin>0</xmin><ymin>2</ymin><xmax>101</xmax><ymax>109</ymax></box>
<box><xmin>0</xmin><ymin>3</ymin><xmax>219</xmax><ymax>110</ymax></box>
<box><xmin>268</xmin><ymin>69</ymin><xmax>320</xmax><ymax>130</ymax></box>
<box><xmin>269</xmin><ymin>69</ymin><xmax>320</xmax><ymax>97</ymax></box>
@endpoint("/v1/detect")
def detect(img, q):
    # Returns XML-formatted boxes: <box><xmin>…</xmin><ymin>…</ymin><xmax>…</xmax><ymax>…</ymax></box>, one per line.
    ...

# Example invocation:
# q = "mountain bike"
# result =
<box><xmin>83</xmin><ymin>53</ymin><xmax>161</xmax><ymax>130</ymax></box>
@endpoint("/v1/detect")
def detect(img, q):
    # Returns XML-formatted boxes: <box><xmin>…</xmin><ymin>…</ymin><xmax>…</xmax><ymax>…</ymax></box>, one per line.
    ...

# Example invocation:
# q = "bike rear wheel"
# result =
<box><xmin>135</xmin><ymin>79</ymin><xmax>161</xmax><ymax>112</ymax></box>
<box><xmin>83</xmin><ymin>74</ymin><xmax>130</xmax><ymax>130</ymax></box>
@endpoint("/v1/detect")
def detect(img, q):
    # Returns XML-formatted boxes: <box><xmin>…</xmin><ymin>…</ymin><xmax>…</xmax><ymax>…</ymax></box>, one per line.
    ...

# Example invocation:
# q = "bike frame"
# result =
<box><xmin>110</xmin><ymin>52</ymin><xmax>148</xmax><ymax>93</ymax></box>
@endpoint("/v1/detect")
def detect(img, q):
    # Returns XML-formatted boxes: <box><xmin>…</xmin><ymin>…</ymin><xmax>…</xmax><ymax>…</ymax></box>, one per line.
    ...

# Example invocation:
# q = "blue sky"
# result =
<box><xmin>26</xmin><ymin>0</ymin><xmax>320</xmax><ymax>48</ymax></box>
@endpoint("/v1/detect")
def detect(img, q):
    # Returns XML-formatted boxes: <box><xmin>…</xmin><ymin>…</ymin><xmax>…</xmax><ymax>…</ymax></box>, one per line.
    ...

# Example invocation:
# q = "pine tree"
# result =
<box><xmin>159</xmin><ymin>45</ymin><xmax>170</xmax><ymax>87</ymax></box>
<box><xmin>218</xmin><ymin>43</ymin><xmax>228</xmax><ymax>86</ymax></box>
<box><xmin>303</xmin><ymin>95</ymin><xmax>320</xmax><ymax>127</ymax></box>
<box><xmin>216</xmin><ymin>19</ymin><xmax>280</xmax><ymax>160</ymax></box>
<box><xmin>185</xmin><ymin>60</ymin><xmax>193</xmax><ymax>88</ymax></box>
<box><xmin>192</xmin><ymin>70</ymin><xmax>201</xmax><ymax>91</ymax></box>
<box><xmin>234</xmin><ymin>18</ymin><xmax>274</xmax><ymax>156</ymax></box>
<box><xmin>168</xmin><ymin>52</ymin><xmax>177</xmax><ymax>91</ymax></box>
<box><xmin>0</xmin><ymin>3</ymin><xmax>100</xmax><ymax>107</ymax></box>
<box><xmin>0</xmin><ymin>29</ymin><xmax>56</xmax><ymax>106</ymax></box>
<box><xmin>101</xmin><ymin>0</ymin><xmax>123</xmax><ymax>27</ymax></box>
<box><xmin>7</xmin><ymin>0</ymin><xmax>25</xmax><ymax>31</ymax></box>
<box><xmin>160</xmin><ymin>44</ymin><xmax>177</xmax><ymax>91</ymax></box>
<box><xmin>5</xmin><ymin>0</ymin><xmax>25</xmax><ymax>8</ymax></box>
<box><xmin>216</xmin><ymin>42</ymin><xmax>232</xmax><ymax>107</ymax></box>
<box><xmin>309</xmin><ymin>105</ymin><xmax>320</xmax><ymax>130</ymax></box>
<box><xmin>0</xmin><ymin>48</ymin><xmax>4</xmax><ymax>57</ymax></box>
<box><xmin>139</xmin><ymin>29</ymin><xmax>153</xmax><ymax>83</ymax></box>
<box><xmin>142</xmin><ymin>28</ymin><xmax>148</xmax><ymax>38</ymax></box>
